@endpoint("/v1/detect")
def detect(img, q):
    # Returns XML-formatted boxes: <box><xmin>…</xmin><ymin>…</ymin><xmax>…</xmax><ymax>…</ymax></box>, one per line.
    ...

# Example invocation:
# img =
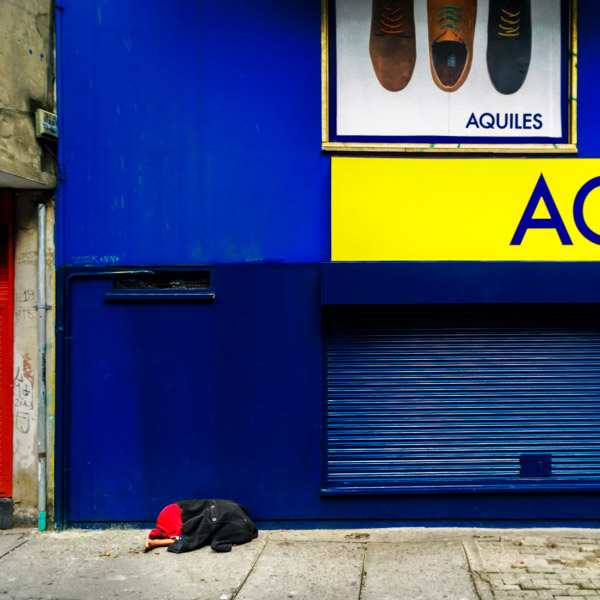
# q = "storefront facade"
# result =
<box><xmin>55</xmin><ymin>0</ymin><xmax>600</xmax><ymax>527</ymax></box>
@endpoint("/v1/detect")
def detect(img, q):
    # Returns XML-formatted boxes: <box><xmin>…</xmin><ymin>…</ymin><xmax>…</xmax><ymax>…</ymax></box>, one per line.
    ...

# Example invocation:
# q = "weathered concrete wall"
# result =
<box><xmin>0</xmin><ymin>0</ymin><xmax>56</xmax><ymax>188</ymax></box>
<box><xmin>12</xmin><ymin>195</ymin><xmax>55</xmax><ymax>527</ymax></box>
<box><xmin>1</xmin><ymin>0</ymin><xmax>57</xmax><ymax>527</ymax></box>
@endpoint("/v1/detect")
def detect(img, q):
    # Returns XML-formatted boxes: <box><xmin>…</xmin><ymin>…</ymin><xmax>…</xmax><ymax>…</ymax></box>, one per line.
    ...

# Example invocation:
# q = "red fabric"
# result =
<box><xmin>149</xmin><ymin>504</ymin><xmax>183</xmax><ymax>539</ymax></box>
<box><xmin>0</xmin><ymin>192</ymin><xmax>13</xmax><ymax>498</ymax></box>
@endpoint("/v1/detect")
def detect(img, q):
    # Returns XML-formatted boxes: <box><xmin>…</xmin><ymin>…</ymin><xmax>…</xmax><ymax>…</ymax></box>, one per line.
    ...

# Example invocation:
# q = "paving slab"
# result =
<box><xmin>268</xmin><ymin>527</ymin><xmax>481</xmax><ymax>545</ymax></box>
<box><xmin>2</xmin><ymin>527</ymin><xmax>600</xmax><ymax>600</ymax></box>
<box><xmin>235</xmin><ymin>540</ymin><xmax>365</xmax><ymax>600</ymax></box>
<box><xmin>0</xmin><ymin>533</ymin><xmax>27</xmax><ymax>558</ymax></box>
<box><xmin>472</xmin><ymin>533</ymin><xmax>600</xmax><ymax>599</ymax></box>
<box><xmin>360</xmin><ymin>541</ymin><xmax>478</xmax><ymax>600</ymax></box>
<box><xmin>268</xmin><ymin>527</ymin><xmax>600</xmax><ymax>545</ymax></box>
<box><xmin>476</xmin><ymin>534</ymin><xmax>600</xmax><ymax>572</ymax></box>
<box><xmin>0</xmin><ymin>529</ymin><xmax>267</xmax><ymax>600</ymax></box>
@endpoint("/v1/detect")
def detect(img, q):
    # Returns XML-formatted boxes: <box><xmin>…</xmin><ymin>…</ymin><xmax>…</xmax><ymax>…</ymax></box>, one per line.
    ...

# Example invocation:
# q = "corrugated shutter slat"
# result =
<box><xmin>326</xmin><ymin>306</ymin><xmax>600</xmax><ymax>491</ymax></box>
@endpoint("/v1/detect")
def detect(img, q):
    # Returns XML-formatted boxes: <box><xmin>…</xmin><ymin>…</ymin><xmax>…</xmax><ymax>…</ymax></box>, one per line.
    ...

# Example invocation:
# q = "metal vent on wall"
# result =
<box><xmin>325</xmin><ymin>305</ymin><xmax>600</xmax><ymax>493</ymax></box>
<box><xmin>106</xmin><ymin>269</ymin><xmax>214</xmax><ymax>301</ymax></box>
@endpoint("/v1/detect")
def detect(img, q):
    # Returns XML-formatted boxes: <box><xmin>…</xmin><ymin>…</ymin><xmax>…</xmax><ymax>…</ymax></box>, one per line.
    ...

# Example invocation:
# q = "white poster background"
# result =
<box><xmin>335</xmin><ymin>0</ymin><xmax>562</xmax><ymax>138</ymax></box>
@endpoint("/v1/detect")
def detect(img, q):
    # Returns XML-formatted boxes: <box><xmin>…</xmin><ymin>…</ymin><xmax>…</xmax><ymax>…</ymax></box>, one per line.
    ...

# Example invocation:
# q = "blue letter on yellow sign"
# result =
<box><xmin>573</xmin><ymin>177</ymin><xmax>600</xmax><ymax>245</ymax></box>
<box><xmin>510</xmin><ymin>174</ymin><xmax>573</xmax><ymax>245</ymax></box>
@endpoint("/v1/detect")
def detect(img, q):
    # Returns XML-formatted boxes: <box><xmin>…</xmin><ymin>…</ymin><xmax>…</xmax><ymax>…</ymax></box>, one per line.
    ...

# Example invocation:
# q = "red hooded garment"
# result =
<box><xmin>148</xmin><ymin>503</ymin><xmax>183</xmax><ymax>539</ymax></box>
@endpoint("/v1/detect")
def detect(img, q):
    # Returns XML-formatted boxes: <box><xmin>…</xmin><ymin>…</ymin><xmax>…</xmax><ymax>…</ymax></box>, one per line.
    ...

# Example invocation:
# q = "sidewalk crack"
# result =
<box><xmin>0</xmin><ymin>536</ymin><xmax>30</xmax><ymax>561</ymax></box>
<box><xmin>462</xmin><ymin>539</ymin><xmax>494</xmax><ymax>600</ymax></box>
<box><xmin>229</xmin><ymin>534</ymin><xmax>270</xmax><ymax>600</ymax></box>
<box><xmin>357</xmin><ymin>545</ymin><xmax>368</xmax><ymax>600</ymax></box>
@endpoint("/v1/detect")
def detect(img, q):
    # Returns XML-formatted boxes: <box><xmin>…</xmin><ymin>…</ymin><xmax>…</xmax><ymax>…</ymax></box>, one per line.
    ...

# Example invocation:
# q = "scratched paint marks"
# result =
<box><xmin>14</xmin><ymin>353</ymin><xmax>34</xmax><ymax>434</ymax></box>
<box><xmin>70</xmin><ymin>255</ymin><xmax>120</xmax><ymax>265</ymax></box>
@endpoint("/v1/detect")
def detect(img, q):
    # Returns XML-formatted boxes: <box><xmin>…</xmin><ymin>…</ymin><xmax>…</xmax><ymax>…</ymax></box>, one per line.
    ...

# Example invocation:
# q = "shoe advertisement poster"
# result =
<box><xmin>325</xmin><ymin>0</ymin><xmax>574</xmax><ymax>150</ymax></box>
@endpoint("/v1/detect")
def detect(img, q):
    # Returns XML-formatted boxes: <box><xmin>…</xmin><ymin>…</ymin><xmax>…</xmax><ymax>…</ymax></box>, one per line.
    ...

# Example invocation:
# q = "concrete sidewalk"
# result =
<box><xmin>2</xmin><ymin>528</ymin><xmax>600</xmax><ymax>599</ymax></box>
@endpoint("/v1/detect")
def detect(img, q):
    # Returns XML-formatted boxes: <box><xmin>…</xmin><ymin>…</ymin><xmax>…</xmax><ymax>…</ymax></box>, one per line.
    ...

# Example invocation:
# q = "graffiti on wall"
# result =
<box><xmin>15</xmin><ymin>288</ymin><xmax>36</xmax><ymax>322</ymax></box>
<box><xmin>14</xmin><ymin>353</ymin><xmax>34</xmax><ymax>434</ymax></box>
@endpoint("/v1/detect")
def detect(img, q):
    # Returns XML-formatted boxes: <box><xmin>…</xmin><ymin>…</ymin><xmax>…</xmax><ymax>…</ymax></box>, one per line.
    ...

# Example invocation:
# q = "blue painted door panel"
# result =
<box><xmin>326</xmin><ymin>305</ymin><xmax>600</xmax><ymax>493</ymax></box>
<box><xmin>66</xmin><ymin>265</ymin><xmax>323</xmax><ymax>522</ymax></box>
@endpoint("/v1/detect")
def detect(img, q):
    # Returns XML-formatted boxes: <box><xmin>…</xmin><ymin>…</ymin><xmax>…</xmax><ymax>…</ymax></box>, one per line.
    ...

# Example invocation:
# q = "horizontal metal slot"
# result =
<box><xmin>106</xmin><ymin>269</ymin><xmax>214</xmax><ymax>301</ymax></box>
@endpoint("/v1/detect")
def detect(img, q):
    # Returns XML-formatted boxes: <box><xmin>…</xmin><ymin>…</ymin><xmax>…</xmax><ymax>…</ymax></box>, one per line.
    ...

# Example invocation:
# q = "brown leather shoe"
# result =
<box><xmin>369</xmin><ymin>0</ymin><xmax>416</xmax><ymax>92</ymax></box>
<box><xmin>427</xmin><ymin>0</ymin><xmax>477</xmax><ymax>92</ymax></box>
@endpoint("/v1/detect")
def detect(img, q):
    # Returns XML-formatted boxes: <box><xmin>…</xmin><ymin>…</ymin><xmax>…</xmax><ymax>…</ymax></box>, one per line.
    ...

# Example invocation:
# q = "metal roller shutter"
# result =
<box><xmin>0</xmin><ymin>196</ymin><xmax>12</xmax><ymax>499</ymax></box>
<box><xmin>325</xmin><ymin>305</ymin><xmax>600</xmax><ymax>493</ymax></box>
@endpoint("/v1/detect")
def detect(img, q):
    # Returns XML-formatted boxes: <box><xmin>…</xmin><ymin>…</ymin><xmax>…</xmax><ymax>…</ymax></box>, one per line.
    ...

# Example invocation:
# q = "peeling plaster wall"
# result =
<box><xmin>12</xmin><ymin>195</ymin><xmax>55</xmax><ymax>527</ymax></box>
<box><xmin>1</xmin><ymin>0</ymin><xmax>57</xmax><ymax>527</ymax></box>
<box><xmin>0</xmin><ymin>0</ymin><xmax>55</xmax><ymax>186</ymax></box>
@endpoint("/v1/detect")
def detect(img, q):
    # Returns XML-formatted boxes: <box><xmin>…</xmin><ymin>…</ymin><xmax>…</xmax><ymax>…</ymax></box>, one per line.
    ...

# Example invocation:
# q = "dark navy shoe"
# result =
<box><xmin>487</xmin><ymin>0</ymin><xmax>532</xmax><ymax>94</ymax></box>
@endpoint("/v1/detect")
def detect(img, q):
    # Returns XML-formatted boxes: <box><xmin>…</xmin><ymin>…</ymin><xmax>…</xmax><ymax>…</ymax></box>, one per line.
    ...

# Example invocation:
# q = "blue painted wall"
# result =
<box><xmin>57</xmin><ymin>1</ymin><xmax>600</xmax><ymax>524</ymax></box>
<box><xmin>575</xmin><ymin>2</ymin><xmax>600</xmax><ymax>158</ymax></box>
<box><xmin>61</xmin><ymin>264</ymin><xmax>600</xmax><ymax>524</ymax></box>
<box><xmin>57</xmin><ymin>0</ymin><xmax>600</xmax><ymax>268</ymax></box>
<box><xmin>58</xmin><ymin>0</ymin><xmax>328</xmax><ymax>266</ymax></box>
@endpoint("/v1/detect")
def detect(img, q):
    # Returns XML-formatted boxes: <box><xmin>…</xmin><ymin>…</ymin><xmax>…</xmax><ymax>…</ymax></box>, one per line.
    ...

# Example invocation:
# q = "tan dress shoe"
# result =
<box><xmin>427</xmin><ymin>0</ymin><xmax>477</xmax><ymax>92</ymax></box>
<box><xmin>369</xmin><ymin>0</ymin><xmax>416</xmax><ymax>92</ymax></box>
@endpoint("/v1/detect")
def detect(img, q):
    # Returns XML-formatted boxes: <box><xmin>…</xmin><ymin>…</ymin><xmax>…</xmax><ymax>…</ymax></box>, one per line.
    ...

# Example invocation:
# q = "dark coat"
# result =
<box><xmin>167</xmin><ymin>499</ymin><xmax>258</xmax><ymax>553</ymax></box>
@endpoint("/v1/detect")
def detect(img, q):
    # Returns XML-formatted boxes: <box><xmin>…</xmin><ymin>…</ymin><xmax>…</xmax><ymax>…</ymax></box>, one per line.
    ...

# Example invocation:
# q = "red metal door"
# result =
<box><xmin>0</xmin><ymin>192</ymin><xmax>13</xmax><ymax>498</ymax></box>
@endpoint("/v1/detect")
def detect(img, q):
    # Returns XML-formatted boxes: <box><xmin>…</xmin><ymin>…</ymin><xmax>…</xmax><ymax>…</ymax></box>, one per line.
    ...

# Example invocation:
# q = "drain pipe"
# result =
<box><xmin>37</xmin><ymin>201</ymin><xmax>48</xmax><ymax>531</ymax></box>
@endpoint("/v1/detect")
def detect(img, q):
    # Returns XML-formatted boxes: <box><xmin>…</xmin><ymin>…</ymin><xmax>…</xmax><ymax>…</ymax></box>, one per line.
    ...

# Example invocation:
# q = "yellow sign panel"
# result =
<box><xmin>332</xmin><ymin>158</ymin><xmax>600</xmax><ymax>261</ymax></box>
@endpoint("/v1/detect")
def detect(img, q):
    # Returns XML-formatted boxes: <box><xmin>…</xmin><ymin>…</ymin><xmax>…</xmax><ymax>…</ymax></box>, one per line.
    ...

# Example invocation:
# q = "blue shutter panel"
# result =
<box><xmin>326</xmin><ymin>306</ymin><xmax>600</xmax><ymax>493</ymax></box>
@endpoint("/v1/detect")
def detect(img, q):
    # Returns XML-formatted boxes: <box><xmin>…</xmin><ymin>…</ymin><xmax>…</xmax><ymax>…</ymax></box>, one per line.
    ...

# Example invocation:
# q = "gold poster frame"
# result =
<box><xmin>322</xmin><ymin>0</ymin><xmax>577</xmax><ymax>154</ymax></box>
